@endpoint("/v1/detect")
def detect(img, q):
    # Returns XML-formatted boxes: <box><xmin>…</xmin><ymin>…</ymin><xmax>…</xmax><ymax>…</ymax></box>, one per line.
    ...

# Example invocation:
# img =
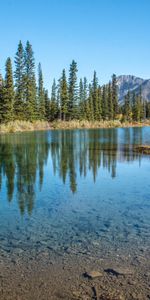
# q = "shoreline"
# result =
<box><xmin>0</xmin><ymin>243</ymin><xmax>149</xmax><ymax>300</ymax></box>
<box><xmin>0</xmin><ymin>120</ymin><xmax>150</xmax><ymax>134</ymax></box>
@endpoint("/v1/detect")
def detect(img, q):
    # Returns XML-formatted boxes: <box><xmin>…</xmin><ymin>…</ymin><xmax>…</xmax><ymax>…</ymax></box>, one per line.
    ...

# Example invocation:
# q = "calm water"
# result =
<box><xmin>0</xmin><ymin>127</ymin><xmax>150</xmax><ymax>257</ymax></box>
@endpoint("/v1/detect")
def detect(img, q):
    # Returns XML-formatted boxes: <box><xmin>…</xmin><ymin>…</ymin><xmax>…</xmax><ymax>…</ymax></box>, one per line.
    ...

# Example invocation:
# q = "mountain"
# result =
<box><xmin>117</xmin><ymin>75</ymin><xmax>150</xmax><ymax>102</ymax></box>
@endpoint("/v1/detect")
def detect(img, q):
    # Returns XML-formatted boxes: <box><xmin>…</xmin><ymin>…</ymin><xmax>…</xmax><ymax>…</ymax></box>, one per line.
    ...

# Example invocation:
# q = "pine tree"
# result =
<box><xmin>38</xmin><ymin>63</ymin><xmax>45</xmax><ymax>120</ymax></box>
<box><xmin>97</xmin><ymin>85</ymin><xmax>102</xmax><ymax>120</ymax></box>
<box><xmin>92</xmin><ymin>71</ymin><xmax>99</xmax><ymax>120</ymax></box>
<box><xmin>68</xmin><ymin>60</ymin><xmax>78</xmax><ymax>119</ymax></box>
<box><xmin>50</xmin><ymin>79</ymin><xmax>58</xmax><ymax>121</ymax></box>
<box><xmin>123</xmin><ymin>91</ymin><xmax>132</xmax><ymax>121</ymax></box>
<box><xmin>14</xmin><ymin>41</ymin><xmax>25</xmax><ymax>119</ymax></box>
<box><xmin>112</xmin><ymin>74</ymin><xmax>118</xmax><ymax>119</ymax></box>
<box><xmin>79</xmin><ymin>78</ymin><xmax>84</xmax><ymax>119</ymax></box>
<box><xmin>60</xmin><ymin>69</ymin><xmax>68</xmax><ymax>121</ymax></box>
<box><xmin>132</xmin><ymin>92</ymin><xmax>138</xmax><ymax>121</ymax></box>
<box><xmin>44</xmin><ymin>89</ymin><xmax>50</xmax><ymax>121</ymax></box>
<box><xmin>107</xmin><ymin>81</ymin><xmax>113</xmax><ymax>120</ymax></box>
<box><xmin>2</xmin><ymin>58</ymin><xmax>14</xmax><ymax>122</ymax></box>
<box><xmin>0</xmin><ymin>73</ymin><xmax>4</xmax><ymax>123</ymax></box>
<box><xmin>102</xmin><ymin>84</ymin><xmax>109</xmax><ymax>120</ymax></box>
<box><xmin>56</xmin><ymin>80</ymin><xmax>60</xmax><ymax>119</ymax></box>
<box><xmin>24</xmin><ymin>41</ymin><xmax>37</xmax><ymax>120</ymax></box>
<box><xmin>88</xmin><ymin>84</ymin><xmax>94</xmax><ymax>120</ymax></box>
<box><xmin>146</xmin><ymin>101</ymin><xmax>150</xmax><ymax>119</ymax></box>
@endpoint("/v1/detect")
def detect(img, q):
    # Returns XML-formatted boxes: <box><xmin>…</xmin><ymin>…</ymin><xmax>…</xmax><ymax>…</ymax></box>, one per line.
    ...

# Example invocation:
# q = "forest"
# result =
<box><xmin>0</xmin><ymin>40</ymin><xmax>150</xmax><ymax>124</ymax></box>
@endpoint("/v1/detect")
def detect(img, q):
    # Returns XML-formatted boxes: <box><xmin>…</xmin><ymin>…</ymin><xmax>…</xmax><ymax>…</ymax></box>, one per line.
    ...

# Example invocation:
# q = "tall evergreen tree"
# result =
<box><xmin>24</xmin><ymin>41</ymin><xmax>37</xmax><ymax>120</ymax></box>
<box><xmin>60</xmin><ymin>69</ymin><xmax>68</xmax><ymax>121</ymax></box>
<box><xmin>14</xmin><ymin>41</ymin><xmax>25</xmax><ymax>119</ymax></box>
<box><xmin>79</xmin><ymin>78</ymin><xmax>84</xmax><ymax>119</ymax></box>
<box><xmin>2</xmin><ymin>58</ymin><xmax>14</xmax><ymax>122</ymax></box>
<box><xmin>107</xmin><ymin>81</ymin><xmax>113</xmax><ymax>120</ymax></box>
<box><xmin>50</xmin><ymin>79</ymin><xmax>58</xmax><ymax>121</ymax></box>
<box><xmin>38</xmin><ymin>63</ymin><xmax>45</xmax><ymax>120</ymax></box>
<box><xmin>0</xmin><ymin>73</ymin><xmax>4</xmax><ymax>123</ymax></box>
<box><xmin>102</xmin><ymin>85</ymin><xmax>108</xmax><ymax>120</ymax></box>
<box><xmin>97</xmin><ymin>85</ymin><xmax>102</xmax><ymax>120</ymax></box>
<box><xmin>68</xmin><ymin>60</ymin><xmax>78</xmax><ymax>119</ymax></box>
<box><xmin>88</xmin><ymin>84</ymin><xmax>94</xmax><ymax>120</ymax></box>
<box><xmin>112</xmin><ymin>74</ymin><xmax>118</xmax><ymax>119</ymax></box>
<box><xmin>44</xmin><ymin>89</ymin><xmax>50</xmax><ymax>121</ymax></box>
<box><xmin>92</xmin><ymin>71</ymin><xmax>99</xmax><ymax>120</ymax></box>
<box><xmin>123</xmin><ymin>91</ymin><xmax>132</xmax><ymax>121</ymax></box>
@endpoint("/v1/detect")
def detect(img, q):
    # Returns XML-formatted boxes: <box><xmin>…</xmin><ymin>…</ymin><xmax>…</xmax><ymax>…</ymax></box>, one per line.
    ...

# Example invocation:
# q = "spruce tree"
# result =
<box><xmin>50</xmin><ymin>79</ymin><xmax>58</xmax><ymax>121</ymax></box>
<box><xmin>92</xmin><ymin>71</ymin><xmax>99</xmax><ymax>120</ymax></box>
<box><xmin>102</xmin><ymin>85</ymin><xmax>108</xmax><ymax>120</ymax></box>
<box><xmin>132</xmin><ymin>92</ymin><xmax>137</xmax><ymax>121</ymax></box>
<box><xmin>88</xmin><ymin>84</ymin><xmax>94</xmax><ymax>120</ymax></box>
<box><xmin>79</xmin><ymin>78</ymin><xmax>84</xmax><ymax>119</ymax></box>
<box><xmin>14</xmin><ymin>41</ymin><xmax>25</xmax><ymax>119</ymax></box>
<box><xmin>60</xmin><ymin>69</ymin><xmax>68</xmax><ymax>121</ymax></box>
<box><xmin>44</xmin><ymin>89</ymin><xmax>50</xmax><ymax>121</ymax></box>
<box><xmin>68</xmin><ymin>60</ymin><xmax>78</xmax><ymax>119</ymax></box>
<box><xmin>107</xmin><ymin>81</ymin><xmax>113</xmax><ymax>120</ymax></box>
<box><xmin>112</xmin><ymin>74</ymin><xmax>118</xmax><ymax>119</ymax></box>
<box><xmin>38</xmin><ymin>63</ymin><xmax>45</xmax><ymax>120</ymax></box>
<box><xmin>123</xmin><ymin>91</ymin><xmax>132</xmax><ymax>121</ymax></box>
<box><xmin>0</xmin><ymin>74</ymin><xmax>4</xmax><ymax>123</ymax></box>
<box><xmin>97</xmin><ymin>85</ymin><xmax>102</xmax><ymax>120</ymax></box>
<box><xmin>2</xmin><ymin>58</ymin><xmax>14</xmax><ymax>122</ymax></box>
<box><xmin>24</xmin><ymin>41</ymin><xmax>37</xmax><ymax>120</ymax></box>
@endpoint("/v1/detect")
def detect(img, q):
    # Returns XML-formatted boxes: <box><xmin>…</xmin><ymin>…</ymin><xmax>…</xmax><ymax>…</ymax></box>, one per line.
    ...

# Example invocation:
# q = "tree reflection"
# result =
<box><xmin>0</xmin><ymin>128</ymin><xmax>145</xmax><ymax>215</ymax></box>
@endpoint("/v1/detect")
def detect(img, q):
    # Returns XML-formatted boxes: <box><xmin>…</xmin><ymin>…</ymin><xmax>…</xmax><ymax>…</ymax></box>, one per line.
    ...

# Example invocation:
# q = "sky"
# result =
<box><xmin>0</xmin><ymin>0</ymin><xmax>150</xmax><ymax>90</ymax></box>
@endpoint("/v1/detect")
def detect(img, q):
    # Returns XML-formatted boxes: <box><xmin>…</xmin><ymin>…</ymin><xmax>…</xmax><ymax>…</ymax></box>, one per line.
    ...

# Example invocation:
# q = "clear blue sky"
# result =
<box><xmin>0</xmin><ymin>0</ymin><xmax>150</xmax><ymax>90</ymax></box>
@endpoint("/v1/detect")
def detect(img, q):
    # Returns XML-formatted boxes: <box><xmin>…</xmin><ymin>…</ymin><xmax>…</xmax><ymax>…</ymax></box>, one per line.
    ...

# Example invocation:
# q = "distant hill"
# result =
<box><xmin>117</xmin><ymin>75</ymin><xmax>150</xmax><ymax>102</ymax></box>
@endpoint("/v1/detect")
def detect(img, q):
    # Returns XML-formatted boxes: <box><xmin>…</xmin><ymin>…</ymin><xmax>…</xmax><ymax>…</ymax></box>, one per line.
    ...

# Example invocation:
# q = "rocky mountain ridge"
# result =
<box><xmin>117</xmin><ymin>75</ymin><xmax>150</xmax><ymax>102</ymax></box>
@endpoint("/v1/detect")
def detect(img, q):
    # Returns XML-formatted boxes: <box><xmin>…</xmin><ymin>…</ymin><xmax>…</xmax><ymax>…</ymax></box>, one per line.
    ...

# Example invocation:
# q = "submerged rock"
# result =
<box><xmin>105</xmin><ymin>267</ymin><xmax>134</xmax><ymax>276</ymax></box>
<box><xmin>83</xmin><ymin>270</ymin><xmax>103</xmax><ymax>279</ymax></box>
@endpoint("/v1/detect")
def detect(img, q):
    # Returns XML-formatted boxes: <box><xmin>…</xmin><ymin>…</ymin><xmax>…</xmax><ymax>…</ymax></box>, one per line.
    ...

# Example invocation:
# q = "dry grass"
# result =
<box><xmin>0</xmin><ymin>119</ymin><xmax>150</xmax><ymax>134</ymax></box>
<box><xmin>51</xmin><ymin>119</ymin><xmax>150</xmax><ymax>130</ymax></box>
<box><xmin>0</xmin><ymin>120</ymin><xmax>51</xmax><ymax>133</ymax></box>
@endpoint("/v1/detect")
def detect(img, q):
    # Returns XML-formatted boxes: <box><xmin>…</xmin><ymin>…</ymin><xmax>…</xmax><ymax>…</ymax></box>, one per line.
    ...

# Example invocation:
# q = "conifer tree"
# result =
<box><xmin>38</xmin><ymin>63</ymin><xmax>45</xmax><ymax>120</ymax></box>
<box><xmin>0</xmin><ymin>73</ymin><xmax>4</xmax><ymax>123</ymax></box>
<box><xmin>60</xmin><ymin>69</ymin><xmax>68</xmax><ymax>121</ymax></box>
<box><xmin>97</xmin><ymin>86</ymin><xmax>102</xmax><ymax>120</ymax></box>
<box><xmin>102</xmin><ymin>85</ymin><xmax>107</xmax><ymax>120</ymax></box>
<box><xmin>56</xmin><ymin>80</ymin><xmax>61</xmax><ymax>119</ymax></box>
<box><xmin>123</xmin><ymin>91</ymin><xmax>132</xmax><ymax>121</ymax></box>
<box><xmin>44</xmin><ymin>89</ymin><xmax>50</xmax><ymax>121</ymax></box>
<box><xmin>14</xmin><ymin>41</ymin><xmax>25</xmax><ymax>119</ymax></box>
<box><xmin>107</xmin><ymin>81</ymin><xmax>113</xmax><ymax>120</ymax></box>
<box><xmin>88</xmin><ymin>84</ymin><xmax>94</xmax><ymax>120</ymax></box>
<box><xmin>112</xmin><ymin>74</ymin><xmax>118</xmax><ymax>119</ymax></box>
<box><xmin>24</xmin><ymin>41</ymin><xmax>37</xmax><ymax>120</ymax></box>
<box><xmin>2</xmin><ymin>58</ymin><xmax>14</xmax><ymax>122</ymax></box>
<box><xmin>68</xmin><ymin>60</ymin><xmax>78</xmax><ymax>119</ymax></box>
<box><xmin>50</xmin><ymin>79</ymin><xmax>58</xmax><ymax>121</ymax></box>
<box><xmin>92</xmin><ymin>71</ymin><xmax>99</xmax><ymax>120</ymax></box>
<box><xmin>79</xmin><ymin>78</ymin><xmax>84</xmax><ymax>119</ymax></box>
<box><xmin>132</xmin><ymin>92</ymin><xmax>137</xmax><ymax>121</ymax></box>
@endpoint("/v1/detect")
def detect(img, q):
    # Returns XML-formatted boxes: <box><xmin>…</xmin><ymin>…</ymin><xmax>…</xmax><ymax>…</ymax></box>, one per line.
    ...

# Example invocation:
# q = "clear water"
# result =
<box><xmin>0</xmin><ymin>127</ymin><xmax>150</xmax><ymax>258</ymax></box>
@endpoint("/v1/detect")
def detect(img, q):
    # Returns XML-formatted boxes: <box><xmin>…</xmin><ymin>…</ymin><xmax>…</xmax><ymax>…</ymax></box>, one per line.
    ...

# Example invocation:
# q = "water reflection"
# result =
<box><xmin>0</xmin><ymin>128</ymin><xmax>147</xmax><ymax>215</ymax></box>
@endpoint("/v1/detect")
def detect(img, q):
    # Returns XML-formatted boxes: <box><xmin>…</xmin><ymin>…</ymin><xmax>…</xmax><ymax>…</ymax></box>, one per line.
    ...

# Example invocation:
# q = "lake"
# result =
<box><xmin>0</xmin><ymin>127</ymin><xmax>150</xmax><ymax>300</ymax></box>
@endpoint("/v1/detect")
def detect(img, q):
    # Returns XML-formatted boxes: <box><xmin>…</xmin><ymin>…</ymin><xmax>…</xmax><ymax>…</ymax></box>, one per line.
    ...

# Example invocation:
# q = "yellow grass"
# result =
<box><xmin>0</xmin><ymin>120</ymin><xmax>51</xmax><ymax>133</ymax></box>
<box><xmin>0</xmin><ymin>119</ymin><xmax>150</xmax><ymax>133</ymax></box>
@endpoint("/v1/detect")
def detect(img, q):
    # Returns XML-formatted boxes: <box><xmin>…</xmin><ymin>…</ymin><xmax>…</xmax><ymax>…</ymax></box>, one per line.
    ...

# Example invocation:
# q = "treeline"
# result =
<box><xmin>0</xmin><ymin>40</ymin><xmax>150</xmax><ymax>124</ymax></box>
